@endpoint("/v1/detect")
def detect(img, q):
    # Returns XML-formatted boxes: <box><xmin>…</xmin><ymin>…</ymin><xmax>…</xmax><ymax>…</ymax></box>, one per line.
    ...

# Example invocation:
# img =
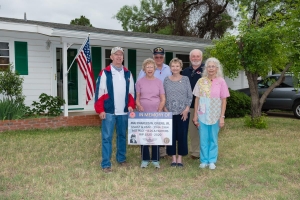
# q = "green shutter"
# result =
<box><xmin>67</xmin><ymin>49</ymin><xmax>78</xmax><ymax>105</ymax></box>
<box><xmin>91</xmin><ymin>47</ymin><xmax>102</xmax><ymax>81</ymax></box>
<box><xmin>165</xmin><ymin>52</ymin><xmax>173</xmax><ymax>66</ymax></box>
<box><xmin>127</xmin><ymin>49</ymin><xmax>136</xmax><ymax>81</ymax></box>
<box><xmin>14</xmin><ymin>41</ymin><xmax>28</xmax><ymax>75</ymax></box>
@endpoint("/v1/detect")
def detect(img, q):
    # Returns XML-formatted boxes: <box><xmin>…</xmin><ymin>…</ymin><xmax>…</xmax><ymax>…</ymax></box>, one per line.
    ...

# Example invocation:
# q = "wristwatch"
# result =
<box><xmin>221</xmin><ymin>116</ymin><xmax>225</xmax><ymax>118</ymax></box>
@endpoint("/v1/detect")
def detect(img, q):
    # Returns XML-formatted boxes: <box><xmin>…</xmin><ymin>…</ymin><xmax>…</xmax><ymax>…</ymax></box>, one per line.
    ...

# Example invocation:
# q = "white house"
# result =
<box><xmin>0</xmin><ymin>17</ymin><xmax>248</xmax><ymax>115</ymax></box>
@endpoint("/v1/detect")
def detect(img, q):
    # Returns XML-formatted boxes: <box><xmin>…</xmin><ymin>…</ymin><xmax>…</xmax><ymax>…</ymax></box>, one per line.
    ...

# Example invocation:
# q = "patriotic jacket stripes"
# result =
<box><xmin>94</xmin><ymin>65</ymin><xmax>135</xmax><ymax>114</ymax></box>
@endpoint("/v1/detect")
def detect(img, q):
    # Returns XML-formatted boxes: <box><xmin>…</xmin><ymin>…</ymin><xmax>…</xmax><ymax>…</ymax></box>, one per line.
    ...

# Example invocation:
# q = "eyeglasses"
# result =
<box><xmin>154</xmin><ymin>56</ymin><xmax>164</xmax><ymax>59</ymax></box>
<box><xmin>191</xmin><ymin>70</ymin><xmax>196</xmax><ymax>77</ymax></box>
<box><xmin>207</xmin><ymin>65</ymin><xmax>217</xmax><ymax>69</ymax></box>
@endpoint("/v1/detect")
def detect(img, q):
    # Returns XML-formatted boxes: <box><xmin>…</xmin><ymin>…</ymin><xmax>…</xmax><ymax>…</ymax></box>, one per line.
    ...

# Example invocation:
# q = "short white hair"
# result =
<box><xmin>189</xmin><ymin>49</ymin><xmax>203</xmax><ymax>57</ymax></box>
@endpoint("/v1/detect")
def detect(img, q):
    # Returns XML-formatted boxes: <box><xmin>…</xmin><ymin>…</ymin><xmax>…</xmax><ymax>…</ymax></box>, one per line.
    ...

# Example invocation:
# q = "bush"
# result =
<box><xmin>26</xmin><ymin>93</ymin><xmax>65</xmax><ymax>117</ymax></box>
<box><xmin>244</xmin><ymin>115</ymin><xmax>268</xmax><ymax>129</ymax></box>
<box><xmin>0</xmin><ymin>98</ymin><xmax>27</xmax><ymax>120</ymax></box>
<box><xmin>0</xmin><ymin>64</ymin><xmax>27</xmax><ymax>120</ymax></box>
<box><xmin>226</xmin><ymin>88</ymin><xmax>251</xmax><ymax>118</ymax></box>
<box><xmin>0</xmin><ymin>64</ymin><xmax>24</xmax><ymax>101</ymax></box>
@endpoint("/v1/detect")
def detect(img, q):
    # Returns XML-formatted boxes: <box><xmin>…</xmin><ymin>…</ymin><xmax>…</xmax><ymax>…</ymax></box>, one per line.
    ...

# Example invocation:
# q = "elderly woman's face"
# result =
<box><xmin>144</xmin><ymin>63</ymin><xmax>155</xmax><ymax>78</ymax></box>
<box><xmin>206</xmin><ymin>61</ymin><xmax>218</xmax><ymax>77</ymax></box>
<box><xmin>170</xmin><ymin>62</ymin><xmax>181</xmax><ymax>75</ymax></box>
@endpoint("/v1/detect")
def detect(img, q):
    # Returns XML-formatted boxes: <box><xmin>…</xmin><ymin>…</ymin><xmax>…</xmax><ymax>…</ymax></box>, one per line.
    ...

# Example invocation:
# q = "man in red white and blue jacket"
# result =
<box><xmin>94</xmin><ymin>47</ymin><xmax>135</xmax><ymax>173</ymax></box>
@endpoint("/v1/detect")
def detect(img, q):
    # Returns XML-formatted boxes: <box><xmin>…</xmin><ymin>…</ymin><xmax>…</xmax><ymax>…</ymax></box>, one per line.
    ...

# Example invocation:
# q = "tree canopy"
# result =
<box><xmin>70</xmin><ymin>15</ymin><xmax>93</xmax><ymax>27</ymax></box>
<box><xmin>205</xmin><ymin>0</ymin><xmax>300</xmax><ymax>122</ymax></box>
<box><xmin>114</xmin><ymin>0</ymin><xmax>236</xmax><ymax>39</ymax></box>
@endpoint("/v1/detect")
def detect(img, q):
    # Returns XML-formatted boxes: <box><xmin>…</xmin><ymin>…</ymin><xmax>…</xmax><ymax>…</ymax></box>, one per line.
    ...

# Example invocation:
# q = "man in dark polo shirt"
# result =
<box><xmin>181</xmin><ymin>49</ymin><xmax>204</xmax><ymax>160</ymax></box>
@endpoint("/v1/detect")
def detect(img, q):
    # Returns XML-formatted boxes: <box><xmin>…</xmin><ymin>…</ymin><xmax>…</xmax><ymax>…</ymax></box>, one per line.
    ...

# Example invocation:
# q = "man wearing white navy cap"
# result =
<box><xmin>94</xmin><ymin>47</ymin><xmax>136</xmax><ymax>173</ymax></box>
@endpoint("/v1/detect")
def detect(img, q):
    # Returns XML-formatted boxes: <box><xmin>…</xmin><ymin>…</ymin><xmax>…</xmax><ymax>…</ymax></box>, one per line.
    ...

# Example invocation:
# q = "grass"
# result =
<box><xmin>1</xmin><ymin>117</ymin><xmax>300</xmax><ymax>199</ymax></box>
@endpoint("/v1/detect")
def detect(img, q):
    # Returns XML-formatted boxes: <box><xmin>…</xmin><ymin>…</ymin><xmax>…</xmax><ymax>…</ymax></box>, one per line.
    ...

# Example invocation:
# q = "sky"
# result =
<box><xmin>0</xmin><ymin>0</ymin><xmax>141</xmax><ymax>31</ymax></box>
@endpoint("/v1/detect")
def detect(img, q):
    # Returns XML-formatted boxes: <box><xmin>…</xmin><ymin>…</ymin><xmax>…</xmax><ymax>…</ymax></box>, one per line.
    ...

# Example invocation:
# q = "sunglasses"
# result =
<box><xmin>191</xmin><ymin>70</ymin><xmax>196</xmax><ymax>77</ymax></box>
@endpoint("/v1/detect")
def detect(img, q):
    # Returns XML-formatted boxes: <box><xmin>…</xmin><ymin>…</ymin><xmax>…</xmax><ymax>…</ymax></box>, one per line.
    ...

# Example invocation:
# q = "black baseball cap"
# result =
<box><xmin>153</xmin><ymin>47</ymin><xmax>165</xmax><ymax>55</ymax></box>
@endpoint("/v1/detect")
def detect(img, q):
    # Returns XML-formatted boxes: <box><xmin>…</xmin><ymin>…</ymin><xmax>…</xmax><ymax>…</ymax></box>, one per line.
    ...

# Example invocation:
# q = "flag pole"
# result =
<box><xmin>67</xmin><ymin>33</ymin><xmax>90</xmax><ymax>73</ymax></box>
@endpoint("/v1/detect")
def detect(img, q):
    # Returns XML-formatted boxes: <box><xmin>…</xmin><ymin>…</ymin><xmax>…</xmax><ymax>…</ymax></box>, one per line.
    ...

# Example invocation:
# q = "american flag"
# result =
<box><xmin>76</xmin><ymin>37</ymin><xmax>95</xmax><ymax>104</ymax></box>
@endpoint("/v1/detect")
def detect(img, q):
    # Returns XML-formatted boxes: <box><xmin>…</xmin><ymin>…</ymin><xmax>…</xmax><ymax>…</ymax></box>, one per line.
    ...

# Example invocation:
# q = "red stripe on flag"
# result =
<box><xmin>75</xmin><ymin>38</ymin><xmax>95</xmax><ymax>104</ymax></box>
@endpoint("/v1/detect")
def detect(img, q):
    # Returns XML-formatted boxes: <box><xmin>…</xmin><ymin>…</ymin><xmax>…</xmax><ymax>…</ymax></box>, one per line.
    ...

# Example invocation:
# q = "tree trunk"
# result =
<box><xmin>245</xmin><ymin>71</ymin><xmax>262</xmax><ymax>118</ymax></box>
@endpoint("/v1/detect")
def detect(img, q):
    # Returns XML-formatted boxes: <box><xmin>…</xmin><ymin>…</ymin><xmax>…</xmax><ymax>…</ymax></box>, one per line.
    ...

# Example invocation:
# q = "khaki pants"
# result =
<box><xmin>189</xmin><ymin>108</ymin><xmax>200</xmax><ymax>157</ymax></box>
<box><xmin>160</xmin><ymin>146</ymin><xmax>167</xmax><ymax>157</ymax></box>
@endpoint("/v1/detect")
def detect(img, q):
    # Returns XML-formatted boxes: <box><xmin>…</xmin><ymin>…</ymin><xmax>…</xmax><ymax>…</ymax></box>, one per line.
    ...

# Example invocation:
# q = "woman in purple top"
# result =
<box><xmin>136</xmin><ymin>58</ymin><xmax>166</xmax><ymax>169</ymax></box>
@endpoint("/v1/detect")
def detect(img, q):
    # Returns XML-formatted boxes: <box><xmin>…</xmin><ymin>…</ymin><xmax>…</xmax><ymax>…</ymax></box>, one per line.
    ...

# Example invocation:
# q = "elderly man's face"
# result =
<box><xmin>110</xmin><ymin>50</ymin><xmax>124</xmax><ymax>66</ymax></box>
<box><xmin>190</xmin><ymin>51</ymin><xmax>202</xmax><ymax>66</ymax></box>
<box><xmin>153</xmin><ymin>54</ymin><xmax>164</xmax><ymax>66</ymax></box>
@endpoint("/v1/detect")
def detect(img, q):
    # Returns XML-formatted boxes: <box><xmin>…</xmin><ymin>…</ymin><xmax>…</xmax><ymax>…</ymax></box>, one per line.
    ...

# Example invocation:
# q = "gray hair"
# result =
<box><xmin>189</xmin><ymin>49</ymin><xmax>203</xmax><ymax>57</ymax></box>
<box><xmin>202</xmin><ymin>57</ymin><xmax>224</xmax><ymax>78</ymax></box>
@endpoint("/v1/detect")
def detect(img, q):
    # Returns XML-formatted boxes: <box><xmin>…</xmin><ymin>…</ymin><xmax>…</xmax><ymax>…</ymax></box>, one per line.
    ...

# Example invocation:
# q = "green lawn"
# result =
<box><xmin>1</xmin><ymin>117</ymin><xmax>300</xmax><ymax>199</ymax></box>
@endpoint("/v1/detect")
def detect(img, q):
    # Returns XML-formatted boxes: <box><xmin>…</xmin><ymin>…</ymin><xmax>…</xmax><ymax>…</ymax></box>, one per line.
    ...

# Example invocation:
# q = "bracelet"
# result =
<box><xmin>221</xmin><ymin>116</ymin><xmax>225</xmax><ymax>118</ymax></box>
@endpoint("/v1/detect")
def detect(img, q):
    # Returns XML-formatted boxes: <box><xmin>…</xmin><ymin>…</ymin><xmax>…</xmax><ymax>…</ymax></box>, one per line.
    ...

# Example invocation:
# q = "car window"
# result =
<box><xmin>258</xmin><ymin>76</ymin><xmax>277</xmax><ymax>88</ymax></box>
<box><xmin>281</xmin><ymin>76</ymin><xmax>293</xmax><ymax>87</ymax></box>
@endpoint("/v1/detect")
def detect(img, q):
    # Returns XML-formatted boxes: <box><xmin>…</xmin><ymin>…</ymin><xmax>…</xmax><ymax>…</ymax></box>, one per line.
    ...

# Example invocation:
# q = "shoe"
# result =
<box><xmin>199</xmin><ymin>163</ymin><xmax>208</xmax><ymax>168</ymax></box>
<box><xmin>119</xmin><ymin>161</ymin><xmax>128</xmax><ymax>167</ymax></box>
<box><xmin>209</xmin><ymin>163</ymin><xmax>216</xmax><ymax>170</ymax></box>
<box><xmin>190</xmin><ymin>155</ymin><xmax>200</xmax><ymax>160</ymax></box>
<box><xmin>170</xmin><ymin>162</ymin><xmax>177</xmax><ymax>167</ymax></box>
<box><xmin>102</xmin><ymin>167</ymin><xmax>112</xmax><ymax>174</ymax></box>
<box><xmin>152</xmin><ymin>161</ymin><xmax>160</xmax><ymax>168</ymax></box>
<box><xmin>177</xmin><ymin>163</ymin><xmax>184</xmax><ymax>167</ymax></box>
<box><xmin>140</xmin><ymin>161</ymin><xmax>149</xmax><ymax>168</ymax></box>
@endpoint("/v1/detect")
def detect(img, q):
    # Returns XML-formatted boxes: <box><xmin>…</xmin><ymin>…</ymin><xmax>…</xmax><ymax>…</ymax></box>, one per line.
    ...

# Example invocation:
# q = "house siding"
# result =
<box><xmin>0</xmin><ymin>22</ymin><xmax>249</xmax><ymax>114</ymax></box>
<box><xmin>0</xmin><ymin>31</ymin><xmax>53</xmax><ymax>106</ymax></box>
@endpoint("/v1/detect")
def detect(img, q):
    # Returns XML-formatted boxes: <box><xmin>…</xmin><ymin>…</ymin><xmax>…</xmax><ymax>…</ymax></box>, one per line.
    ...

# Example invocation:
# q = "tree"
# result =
<box><xmin>70</xmin><ymin>15</ymin><xmax>93</xmax><ymax>27</ymax></box>
<box><xmin>114</xmin><ymin>0</ymin><xmax>235</xmax><ymax>39</ymax></box>
<box><xmin>206</xmin><ymin>0</ymin><xmax>300</xmax><ymax>123</ymax></box>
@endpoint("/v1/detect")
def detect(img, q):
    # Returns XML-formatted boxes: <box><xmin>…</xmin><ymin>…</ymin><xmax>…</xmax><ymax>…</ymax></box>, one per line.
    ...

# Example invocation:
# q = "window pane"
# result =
<box><xmin>176</xmin><ymin>54</ymin><xmax>190</xmax><ymax>70</ymax></box>
<box><xmin>176</xmin><ymin>54</ymin><xmax>189</xmax><ymax>61</ymax></box>
<box><xmin>105</xmin><ymin>49</ymin><xmax>111</xmax><ymax>67</ymax></box>
<box><xmin>0</xmin><ymin>50</ymin><xmax>9</xmax><ymax>56</ymax></box>
<box><xmin>0</xmin><ymin>42</ymin><xmax>9</xmax><ymax>49</ymax></box>
<box><xmin>0</xmin><ymin>57</ymin><xmax>9</xmax><ymax>64</ymax></box>
<box><xmin>0</xmin><ymin>57</ymin><xmax>9</xmax><ymax>71</ymax></box>
<box><xmin>0</xmin><ymin>65</ymin><xmax>9</xmax><ymax>71</ymax></box>
<box><xmin>284</xmin><ymin>76</ymin><xmax>293</xmax><ymax>87</ymax></box>
<box><xmin>183</xmin><ymin>63</ymin><xmax>189</xmax><ymax>69</ymax></box>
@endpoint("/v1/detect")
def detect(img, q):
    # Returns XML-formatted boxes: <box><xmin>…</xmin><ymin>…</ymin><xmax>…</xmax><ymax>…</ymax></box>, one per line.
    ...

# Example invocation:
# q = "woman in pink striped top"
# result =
<box><xmin>192</xmin><ymin>57</ymin><xmax>230</xmax><ymax>170</ymax></box>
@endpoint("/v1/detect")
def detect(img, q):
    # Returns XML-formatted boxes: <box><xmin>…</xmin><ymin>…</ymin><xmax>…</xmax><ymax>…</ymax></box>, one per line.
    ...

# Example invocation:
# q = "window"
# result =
<box><xmin>176</xmin><ymin>54</ymin><xmax>190</xmax><ymax>70</ymax></box>
<box><xmin>105</xmin><ymin>49</ymin><xmax>112</xmax><ymax>67</ymax></box>
<box><xmin>0</xmin><ymin>42</ymin><xmax>9</xmax><ymax>71</ymax></box>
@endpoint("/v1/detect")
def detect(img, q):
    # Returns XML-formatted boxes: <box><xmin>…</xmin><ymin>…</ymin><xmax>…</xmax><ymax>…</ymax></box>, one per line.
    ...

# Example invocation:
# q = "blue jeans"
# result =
<box><xmin>199</xmin><ymin>121</ymin><xmax>220</xmax><ymax>164</ymax></box>
<box><xmin>101</xmin><ymin>113</ymin><xmax>128</xmax><ymax>169</ymax></box>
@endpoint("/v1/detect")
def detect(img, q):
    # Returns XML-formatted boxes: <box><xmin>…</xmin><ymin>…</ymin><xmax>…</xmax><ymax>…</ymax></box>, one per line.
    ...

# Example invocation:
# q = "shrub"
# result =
<box><xmin>244</xmin><ymin>115</ymin><xmax>268</xmax><ymax>129</ymax></box>
<box><xmin>0</xmin><ymin>98</ymin><xmax>27</xmax><ymax>120</ymax></box>
<box><xmin>0</xmin><ymin>64</ymin><xmax>24</xmax><ymax>101</ymax></box>
<box><xmin>226</xmin><ymin>89</ymin><xmax>251</xmax><ymax>118</ymax></box>
<box><xmin>26</xmin><ymin>93</ymin><xmax>65</xmax><ymax>117</ymax></box>
<box><xmin>0</xmin><ymin>64</ymin><xmax>27</xmax><ymax>120</ymax></box>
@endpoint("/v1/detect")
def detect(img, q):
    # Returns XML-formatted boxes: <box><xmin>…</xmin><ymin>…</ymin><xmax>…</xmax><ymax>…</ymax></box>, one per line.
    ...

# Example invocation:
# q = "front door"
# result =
<box><xmin>56</xmin><ymin>48</ymin><xmax>78</xmax><ymax>105</ymax></box>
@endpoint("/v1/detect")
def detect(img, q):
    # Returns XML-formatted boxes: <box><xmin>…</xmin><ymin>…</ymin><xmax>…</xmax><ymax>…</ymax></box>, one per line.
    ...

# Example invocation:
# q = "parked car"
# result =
<box><xmin>237</xmin><ymin>74</ymin><xmax>300</xmax><ymax>119</ymax></box>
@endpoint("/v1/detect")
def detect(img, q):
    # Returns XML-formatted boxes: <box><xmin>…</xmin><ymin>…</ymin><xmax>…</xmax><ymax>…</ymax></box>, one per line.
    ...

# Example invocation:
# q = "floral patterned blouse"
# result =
<box><xmin>193</xmin><ymin>77</ymin><xmax>230</xmax><ymax>125</ymax></box>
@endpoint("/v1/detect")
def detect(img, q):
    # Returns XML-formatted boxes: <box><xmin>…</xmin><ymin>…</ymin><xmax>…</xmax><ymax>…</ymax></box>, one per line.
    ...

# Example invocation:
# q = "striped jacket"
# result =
<box><xmin>94</xmin><ymin>65</ymin><xmax>135</xmax><ymax>114</ymax></box>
